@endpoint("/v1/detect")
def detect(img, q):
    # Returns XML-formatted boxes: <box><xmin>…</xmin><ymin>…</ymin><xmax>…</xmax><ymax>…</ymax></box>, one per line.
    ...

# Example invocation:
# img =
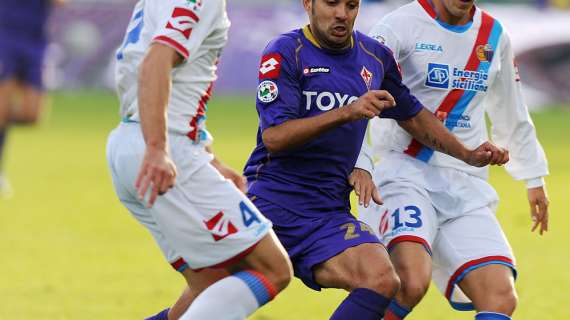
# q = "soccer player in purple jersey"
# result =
<box><xmin>0</xmin><ymin>0</ymin><xmax>65</xmax><ymax>197</ymax></box>
<box><xmin>241</xmin><ymin>0</ymin><xmax>508</xmax><ymax>319</ymax></box>
<box><xmin>147</xmin><ymin>0</ymin><xmax>508</xmax><ymax>318</ymax></box>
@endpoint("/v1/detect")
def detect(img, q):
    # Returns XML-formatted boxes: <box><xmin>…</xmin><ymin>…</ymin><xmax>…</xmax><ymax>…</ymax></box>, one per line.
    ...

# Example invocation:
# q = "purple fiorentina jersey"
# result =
<box><xmin>244</xmin><ymin>26</ymin><xmax>423</xmax><ymax>217</ymax></box>
<box><xmin>0</xmin><ymin>0</ymin><xmax>51</xmax><ymax>40</ymax></box>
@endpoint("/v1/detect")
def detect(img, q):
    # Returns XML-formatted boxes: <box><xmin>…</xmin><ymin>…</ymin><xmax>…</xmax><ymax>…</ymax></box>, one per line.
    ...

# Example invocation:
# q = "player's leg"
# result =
<box><xmin>179</xmin><ymin>230</ymin><xmax>292</xmax><ymax>320</ymax></box>
<box><xmin>107</xmin><ymin>124</ymin><xmax>291</xmax><ymax>320</ymax></box>
<box><xmin>460</xmin><ymin>265</ymin><xmax>517</xmax><ymax>319</ymax></box>
<box><xmin>10</xmin><ymin>42</ymin><xmax>47</xmax><ymax>125</ymax></box>
<box><xmin>431</xmin><ymin>206</ymin><xmax>517</xmax><ymax>320</ymax></box>
<box><xmin>359</xmin><ymin>182</ymin><xmax>438</xmax><ymax>319</ymax></box>
<box><xmin>9</xmin><ymin>82</ymin><xmax>45</xmax><ymax>125</ymax></box>
<box><xmin>0</xmin><ymin>79</ymin><xmax>16</xmax><ymax>197</ymax></box>
<box><xmin>314</xmin><ymin>242</ymin><xmax>399</xmax><ymax>320</ymax></box>
<box><xmin>146</xmin><ymin>268</ymin><xmax>228</xmax><ymax>320</ymax></box>
<box><xmin>154</xmin><ymin>159</ymin><xmax>291</xmax><ymax>320</ymax></box>
<box><xmin>385</xmin><ymin>243</ymin><xmax>432</xmax><ymax>319</ymax></box>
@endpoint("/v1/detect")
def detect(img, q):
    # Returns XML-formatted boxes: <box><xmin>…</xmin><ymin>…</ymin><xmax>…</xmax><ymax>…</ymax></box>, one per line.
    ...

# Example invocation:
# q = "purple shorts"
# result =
<box><xmin>0</xmin><ymin>31</ymin><xmax>46</xmax><ymax>89</ymax></box>
<box><xmin>253</xmin><ymin>196</ymin><xmax>381</xmax><ymax>291</ymax></box>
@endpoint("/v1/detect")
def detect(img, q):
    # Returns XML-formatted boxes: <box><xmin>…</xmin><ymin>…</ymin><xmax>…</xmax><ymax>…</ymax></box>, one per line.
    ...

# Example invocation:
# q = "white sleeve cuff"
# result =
<box><xmin>526</xmin><ymin>177</ymin><xmax>545</xmax><ymax>189</ymax></box>
<box><xmin>355</xmin><ymin>155</ymin><xmax>374</xmax><ymax>176</ymax></box>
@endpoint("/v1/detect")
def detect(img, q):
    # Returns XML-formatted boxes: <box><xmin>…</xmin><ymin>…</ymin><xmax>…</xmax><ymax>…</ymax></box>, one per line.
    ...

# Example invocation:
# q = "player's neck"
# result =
<box><xmin>431</xmin><ymin>0</ymin><xmax>473</xmax><ymax>26</ymax></box>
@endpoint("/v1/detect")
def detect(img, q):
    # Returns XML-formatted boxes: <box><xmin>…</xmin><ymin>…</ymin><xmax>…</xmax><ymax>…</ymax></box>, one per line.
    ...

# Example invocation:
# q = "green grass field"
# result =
<box><xmin>1</xmin><ymin>91</ymin><xmax>569</xmax><ymax>319</ymax></box>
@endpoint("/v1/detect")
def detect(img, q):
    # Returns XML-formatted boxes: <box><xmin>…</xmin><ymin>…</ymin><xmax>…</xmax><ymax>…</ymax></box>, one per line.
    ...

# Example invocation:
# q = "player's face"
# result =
<box><xmin>440</xmin><ymin>0</ymin><xmax>476</xmax><ymax>22</ymax></box>
<box><xmin>304</xmin><ymin>0</ymin><xmax>360</xmax><ymax>50</ymax></box>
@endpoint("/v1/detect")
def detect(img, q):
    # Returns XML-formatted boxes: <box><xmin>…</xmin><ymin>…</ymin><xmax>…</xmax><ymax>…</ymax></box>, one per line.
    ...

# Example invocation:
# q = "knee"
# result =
<box><xmin>356</xmin><ymin>262</ymin><xmax>401</xmax><ymax>298</ymax></box>
<box><xmin>398</xmin><ymin>276</ymin><xmax>430</xmax><ymax>307</ymax></box>
<box><xmin>492</xmin><ymin>287</ymin><xmax>518</xmax><ymax>315</ymax></box>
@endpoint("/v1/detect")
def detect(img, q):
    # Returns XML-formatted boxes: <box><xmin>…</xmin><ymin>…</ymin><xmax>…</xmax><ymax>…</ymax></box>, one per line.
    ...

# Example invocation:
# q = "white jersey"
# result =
<box><xmin>115</xmin><ymin>0</ymin><xmax>230</xmax><ymax>141</ymax></box>
<box><xmin>367</xmin><ymin>0</ymin><xmax>548</xmax><ymax>183</ymax></box>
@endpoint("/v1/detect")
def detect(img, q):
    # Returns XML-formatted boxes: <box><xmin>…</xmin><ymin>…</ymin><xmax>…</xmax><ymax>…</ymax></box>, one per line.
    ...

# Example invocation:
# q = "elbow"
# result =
<box><xmin>262</xmin><ymin>128</ymin><xmax>285</xmax><ymax>154</ymax></box>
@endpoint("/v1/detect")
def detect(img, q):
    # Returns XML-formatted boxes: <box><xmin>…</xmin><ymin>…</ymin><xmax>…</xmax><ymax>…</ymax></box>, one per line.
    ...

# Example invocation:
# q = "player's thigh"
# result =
<box><xmin>431</xmin><ymin>207</ymin><xmax>516</xmax><ymax>310</ymax></box>
<box><xmin>153</xmin><ymin>160</ymin><xmax>273</xmax><ymax>270</ymax></box>
<box><xmin>313</xmin><ymin>242</ymin><xmax>397</xmax><ymax>293</ymax></box>
<box><xmin>360</xmin><ymin>181</ymin><xmax>438</xmax><ymax>255</ymax></box>
<box><xmin>107</xmin><ymin>124</ymin><xmax>203</xmax><ymax>270</ymax></box>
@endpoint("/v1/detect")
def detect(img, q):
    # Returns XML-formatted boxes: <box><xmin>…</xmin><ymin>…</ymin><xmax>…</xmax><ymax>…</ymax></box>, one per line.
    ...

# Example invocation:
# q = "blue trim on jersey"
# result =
<box><xmin>448</xmin><ymin>260</ymin><xmax>515</xmax><ymax>311</ymax></box>
<box><xmin>416</xmin><ymin>19</ymin><xmax>503</xmax><ymax>163</ymax></box>
<box><xmin>437</xmin><ymin>20</ymin><xmax>473</xmax><ymax>33</ymax></box>
<box><xmin>234</xmin><ymin>271</ymin><xmax>272</xmax><ymax>306</ymax></box>
<box><xmin>121</xmin><ymin>116</ymin><xmax>138</xmax><ymax>123</ymax></box>
<box><xmin>117</xmin><ymin>9</ymin><xmax>144</xmax><ymax>60</ymax></box>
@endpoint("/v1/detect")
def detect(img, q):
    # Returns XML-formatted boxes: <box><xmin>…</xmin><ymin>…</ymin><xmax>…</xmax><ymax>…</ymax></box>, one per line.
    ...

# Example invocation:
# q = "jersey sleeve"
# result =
<box><xmin>354</xmin><ymin>130</ymin><xmax>374</xmax><ymax>174</ymax></box>
<box><xmin>485</xmin><ymin>32</ymin><xmax>549</xmax><ymax>185</ymax></box>
<box><xmin>151</xmin><ymin>0</ymin><xmax>223</xmax><ymax>61</ymax></box>
<box><xmin>368</xmin><ymin>21</ymin><xmax>402</xmax><ymax>60</ymax></box>
<box><xmin>256</xmin><ymin>37</ymin><xmax>303</xmax><ymax>131</ymax></box>
<box><xmin>379</xmin><ymin>51</ymin><xmax>423</xmax><ymax>121</ymax></box>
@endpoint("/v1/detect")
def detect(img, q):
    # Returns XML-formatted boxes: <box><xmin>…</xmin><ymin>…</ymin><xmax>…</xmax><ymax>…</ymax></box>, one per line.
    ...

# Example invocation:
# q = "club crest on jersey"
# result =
<box><xmin>361</xmin><ymin>66</ymin><xmax>373</xmax><ymax>90</ymax></box>
<box><xmin>259</xmin><ymin>53</ymin><xmax>282</xmax><ymax>79</ymax></box>
<box><xmin>258</xmin><ymin>80</ymin><xmax>279</xmax><ymax>103</ymax></box>
<box><xmin>476</xmin><ymin>44</ymin><xmax>495</xmax><ymax>62</ymax></box>
<box><xmin>204</xmin><ymin>211</ymin><xmax>238</xmax><ymax>242</ymax></box>
<box><xmin>166</xmin><ymin>7</ymin><xmax>199</xmax><ymax>39</ymax></box>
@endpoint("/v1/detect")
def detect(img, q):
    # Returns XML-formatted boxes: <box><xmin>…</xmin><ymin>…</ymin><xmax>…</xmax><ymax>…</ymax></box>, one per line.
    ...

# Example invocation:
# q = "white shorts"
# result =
<box><xmin>106</xmin><ymin>122</ymin><xmax>272</xmax><ymax>271</ymax></box>
<box><xmin>359</xmin><ymin>152</ymin><xmax>516</xmax><ymax>311</ymax></box>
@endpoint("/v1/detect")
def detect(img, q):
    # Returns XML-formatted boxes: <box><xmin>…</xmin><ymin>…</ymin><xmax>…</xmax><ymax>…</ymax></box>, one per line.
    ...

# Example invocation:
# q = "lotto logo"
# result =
<box><xmin>166</xmin><ymin>7</ymin><xmax>200</xmax><ymax>39</ymax></box>
<box><xmin>425</xmin><ymin>63</ymin><xmax>450</xmax><ymax>89</ymax></box>
<box><xmin>259</xmin><ymin>53</ymin><xmax>282</xmax><ymax>79</ymax></box>
<box><xmin>204</xmin><ymin>211</ymin><xmax>238</xmax><ymax>242</ymax></box>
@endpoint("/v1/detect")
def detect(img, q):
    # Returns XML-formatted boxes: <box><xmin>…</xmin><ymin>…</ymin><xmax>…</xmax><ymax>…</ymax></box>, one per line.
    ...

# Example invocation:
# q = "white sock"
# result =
<box><xmin>180</xmin><ymin>270</ymin><xmax>276</xmax><ymax>320</ymax></box>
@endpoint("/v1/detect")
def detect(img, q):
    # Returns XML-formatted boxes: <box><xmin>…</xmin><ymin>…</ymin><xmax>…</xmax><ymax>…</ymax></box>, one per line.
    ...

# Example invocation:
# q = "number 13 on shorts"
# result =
<box><xmin>380</xmin><ymin>205</ymin><xmax>424</xmax><ymax>238</ymax></box>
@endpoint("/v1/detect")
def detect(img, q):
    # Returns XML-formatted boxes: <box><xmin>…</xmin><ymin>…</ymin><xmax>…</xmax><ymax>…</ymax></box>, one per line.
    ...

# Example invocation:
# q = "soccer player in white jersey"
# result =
<box><xmin>359</xmin><ymin>1</ymin><xmax>550</xmax><ymax>320</ymax></box>
<box><xmin>107</xmin><ymin>1</ymin><xmax>293</xmax><ymax>319</ymax></box>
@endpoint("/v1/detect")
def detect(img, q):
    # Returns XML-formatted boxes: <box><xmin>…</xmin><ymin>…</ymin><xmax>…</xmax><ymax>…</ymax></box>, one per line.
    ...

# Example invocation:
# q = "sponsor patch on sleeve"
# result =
<box><xmin>259</xmin><ymin>53</ymin><xmax>283</xmax><ymax>79</ymax></box>
<box><xmin>165</xmin><ymin>7</ymin><xmax>200</xmax><ymax>39</ymax></box>
<box><xmin>257</xmin><ymin>80</ymin><xmax>279</xmax><ymax>103</ymax></box>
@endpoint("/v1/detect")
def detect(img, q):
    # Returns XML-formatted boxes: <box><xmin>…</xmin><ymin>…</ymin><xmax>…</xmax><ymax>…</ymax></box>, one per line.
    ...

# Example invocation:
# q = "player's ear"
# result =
<box><xmin>302</xmin><ymin>0</ymin><xmax>312</xmax><ymax>12</ymax></box>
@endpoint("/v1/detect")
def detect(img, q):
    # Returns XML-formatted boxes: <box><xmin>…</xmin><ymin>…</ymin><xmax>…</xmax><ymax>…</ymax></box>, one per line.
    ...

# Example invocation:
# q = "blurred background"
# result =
<box><xmin>0</xmin><ymin>0</ymin><xmax>569</xmax><ymax>319</ymax></box>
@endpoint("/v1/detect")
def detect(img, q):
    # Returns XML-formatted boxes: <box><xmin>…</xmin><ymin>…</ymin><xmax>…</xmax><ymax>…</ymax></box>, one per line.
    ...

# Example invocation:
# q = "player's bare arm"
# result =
<box><xmin>206</xmin><ymin>145</ymin><xmax>247</xmax><ymax>192</ymax></box>
<box><xmin>135</xmin><ymin>43</ymin><xmax>183</xmax><ymax>207</ymax></box>
<box><xmin>262</xmin><ymin>90</ymin><xmax>395</xmax><ymax>153</ymax></box>
<box><xmin>398</xmin><ymin>108</ymin><xmax>509</xmax><ymax>168</ymax></box>
<box><xmin>529</xmin><ymin>185</ymin><xmax>549</xmax><ymax>235</ymax></box>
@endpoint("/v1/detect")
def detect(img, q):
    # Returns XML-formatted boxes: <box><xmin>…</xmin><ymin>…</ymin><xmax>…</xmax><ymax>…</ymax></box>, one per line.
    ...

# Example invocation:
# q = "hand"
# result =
<box><xmin>135</xmin><ymin>147</ymin><xmax>177</xmax><ymax>208</ymax></box>
<box><xmin>464</xmin><ymin>141</ymin><xmax>509</xmax><ymax>167</ymax></box>
<box><xmin>344</xmin><ymin>90</ymin><xmax>396</xmax><ymax>121</ymax></box>
<box><xmin>212</xmin><ymin>160</ymin><xmax>248</xmax><ymax>193</ymax></box>
<box><xmin>348</xmin><ymin>168</ymin><xmax>383</xmax><ymax>207</ymax></box>
<box><xmin>528</xmin><ymin>186</ymin><xmax>549</xmax><ymax>235</ymax></box>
